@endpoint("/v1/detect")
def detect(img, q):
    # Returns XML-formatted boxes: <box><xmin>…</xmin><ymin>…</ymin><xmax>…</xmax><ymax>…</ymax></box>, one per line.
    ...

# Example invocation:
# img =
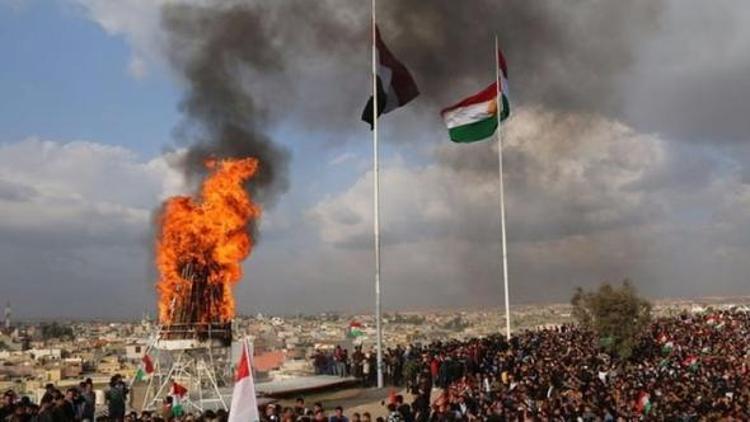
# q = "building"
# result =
<box><xmin>125</xmin><ymin>344</ymin><xmax>147</xmax><ymax>361</ymax></box>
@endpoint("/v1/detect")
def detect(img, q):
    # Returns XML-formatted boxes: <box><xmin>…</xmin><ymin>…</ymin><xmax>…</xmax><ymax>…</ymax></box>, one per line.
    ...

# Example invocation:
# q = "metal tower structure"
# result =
<box><xmin>136</xmin><ymin>322</ymin><xmax>234</xmax><ymax>413</ymax></box>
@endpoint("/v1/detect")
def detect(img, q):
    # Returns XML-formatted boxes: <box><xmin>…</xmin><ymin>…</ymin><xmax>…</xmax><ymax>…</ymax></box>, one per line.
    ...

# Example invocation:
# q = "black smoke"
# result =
<box><xmin>375</xmin><ymin>0</ymin><xmax>663</xmax><ymax>117</ymax></box>
<box><xmin>158</xmin><ymin>0</ymin><xmax>666</xmax><ymax>240</ymax></box>
<box><xmin>161</xmin><ymin>3</ymin><xmax>291</xmax><ymax>238</ymax></box>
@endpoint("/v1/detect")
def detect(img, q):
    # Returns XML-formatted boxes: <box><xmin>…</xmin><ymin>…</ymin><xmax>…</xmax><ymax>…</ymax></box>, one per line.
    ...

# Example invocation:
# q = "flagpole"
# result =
<box><xmin>244</xmin><ymin>337</ymin><xmax>253</xmax><ymax>378</ymax></box>
<box><xmin>494</xmin><ymin>35</ymin><xmax>512</xmax><ymax>339</ymax></box>
<box><xmin>371</xmin><ymin>0</ymin><xmax>384</xmax><ymax>389</ymax></box>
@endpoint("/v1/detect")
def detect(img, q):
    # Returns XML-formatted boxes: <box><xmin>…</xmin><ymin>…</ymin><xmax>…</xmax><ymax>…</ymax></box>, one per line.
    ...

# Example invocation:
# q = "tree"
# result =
<box><xmin>571</xmin><ymin>279</ymin><xmax>652</xmax><ymax>359</ymax></box>
<box><xmin>39</xmin><ymin>322</ymin><xmax>74</xmax><ymax>341</ymax></box>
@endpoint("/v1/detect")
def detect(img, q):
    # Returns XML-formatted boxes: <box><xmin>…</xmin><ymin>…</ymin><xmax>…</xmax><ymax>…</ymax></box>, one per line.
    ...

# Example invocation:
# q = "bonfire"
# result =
<box><xmin>155</xmin><ymin>158</ymin><xmax>260</xmax><ymax>336</ymax></box>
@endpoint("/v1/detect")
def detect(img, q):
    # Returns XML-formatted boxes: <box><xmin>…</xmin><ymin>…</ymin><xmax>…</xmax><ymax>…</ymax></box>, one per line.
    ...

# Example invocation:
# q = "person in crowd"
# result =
<box><xmin>332</xmin><ymin>346</ymin><xmax>345</xmax><ymax>378</ymax></box>
<box><xmin>361</xmin><ymin>353</ymin><xmax>371</xmax><ymax>388</ymax></box>
<box><xmin>394</xmin><ymin>395</ymin><xmax>412</xmax><ymax>422</ymax></box>
<box><xmin>79</xmin><ymin>380</ymin><xmax>96</xmax><ymax>422</ymax></box>
<box><xmin>51</xmin><ymin>389</ymin><xmax>69</xmax><ymax>422</ymax></box>
<box><xmin>264</xmin><ymin>403</ymin><xmax>280</xmax><ymax>422</ymax></box>
<box><xmin>293</xmin><ymin>397</ymin><xmax>308</xmax><ymax>419</ymax></box>
<box><xmin>105</xmin><ymin>374</ymin><xmax>128</xmax><ymax>422</ymax></box>
<box><xmin>328</xmin><ymin>406</ymin><xmax>348</xmax><ymax>422</ymax></box>
<box><xmin>160</xmin><ymin>397</ymin><xmax>173</xmax><ymax>421</ymax></box>
<box><xmin>352</xmin><ymin>347</ymin><xmax>364</xmax><ymax>381</ymax></box>
<box><xmin>40</xmin><ymin>385</ymin><xmax>55</xmax><ymax>405</ymax></box>
<box><xmin>60</xmin><ymin>388</ymin><xmax>77</xmax><ymax>421</ymax></box>
<box><xmin>280</xmin><ymin>407</ymin><xmax>295</xmax><ymax>422</ymax></box>
<box><xmin>36</xmin><ymin>395</ymin><xmax>55</xmax><ymax>422</ymax></box>
<box><xmin>0</xmin><ymin>390</ymin><xmax>16</xmax><ymax>421</ymax></box>
<box><xmin>313</xmin><ymin>409</ymin><xmax>326</xmax><ymax>422</ymax></box>
<box><xmin>385</xmin><ymin>404</ymin><xmax>403</xmax><ymax>422</ymax></box>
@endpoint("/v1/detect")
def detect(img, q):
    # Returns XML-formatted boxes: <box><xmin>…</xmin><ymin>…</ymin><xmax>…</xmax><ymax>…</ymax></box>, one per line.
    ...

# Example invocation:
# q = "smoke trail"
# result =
<box><xmin>376</xmin><ymin>0</ymin><xmax>663</xmax><ymax>116</ymax></box>
<box><xmin>161</xmin><ymin>0</ymin><xmax>664</xmax><ymax>165</ymax></box>
<box><xmin>161</xmin><ymin>3</ymin><xmax>291</xmax><ymax>236</ymax></box>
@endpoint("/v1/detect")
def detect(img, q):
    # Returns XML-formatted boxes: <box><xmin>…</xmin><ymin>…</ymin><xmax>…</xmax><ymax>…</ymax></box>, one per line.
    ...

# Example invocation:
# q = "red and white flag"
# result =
<box><xmin>171</xmin><ymin>381</ymin><xmax>188</xmax><ymax>397</ymax></box>
<box><xmin>228</xmin><ymin>339</ymin><xmax>260</xmax><ymax>422</ymax></box>
<box><xmin>142</xmin><ymin>354</ymin><xmax>155</xmax><ymax>374</ymax></box>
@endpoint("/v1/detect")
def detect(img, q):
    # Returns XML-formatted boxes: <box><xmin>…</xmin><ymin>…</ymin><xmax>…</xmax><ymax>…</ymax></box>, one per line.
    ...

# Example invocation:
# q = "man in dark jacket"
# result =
<box><xmin>105</xmin><ymin>375</ymin><xmax>128</xmax><ymax>422</ymax></box>
<box><xmin>0</xmin><ymin>390</ymin><xmax>16</xmax><ymax>422</ymax></box>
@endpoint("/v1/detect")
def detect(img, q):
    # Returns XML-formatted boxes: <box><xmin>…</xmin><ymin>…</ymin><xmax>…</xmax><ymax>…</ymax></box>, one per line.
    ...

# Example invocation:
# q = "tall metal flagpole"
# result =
<box><xmin>371</xmin><ymin>0</ymin><xmax>384</xmax><ymax>389</ymax></box>
<box><xmin>495</xmin><ymin>35</ymin><xmax>512</xmax><ymax>339</ymax></box>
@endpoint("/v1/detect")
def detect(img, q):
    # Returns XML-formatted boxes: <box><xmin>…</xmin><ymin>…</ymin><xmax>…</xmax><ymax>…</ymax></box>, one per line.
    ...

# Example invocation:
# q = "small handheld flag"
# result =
<box><xmin>170</xmin><ymin>382</ymin><xmax>188</xmax><ymax>417</ymax></box>
<box><xmin>171</xmin><ymin>382</ymin><xmax>187</xmax><ymax>397</ymax></box>
<box><xmin>142</xmin><ymin>354</ymin><xmax>155</xmax><ymax>374</ymax></box>
<box><xmin>635</xmin><ymin>391</ymin><xmax>652</xmax><ymax>415</ymax></box>
<box><xmin>348</xmin><ymin>321</ymin><xmax>364</xmax><ymax>338</ymax></box>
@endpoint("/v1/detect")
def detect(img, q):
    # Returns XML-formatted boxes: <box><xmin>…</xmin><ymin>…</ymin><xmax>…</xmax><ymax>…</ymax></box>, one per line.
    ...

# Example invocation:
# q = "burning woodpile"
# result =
<box><xmin>155</xmin><ymin>158</ymin><xmax>261</xmax><ymax>342</ymax></box>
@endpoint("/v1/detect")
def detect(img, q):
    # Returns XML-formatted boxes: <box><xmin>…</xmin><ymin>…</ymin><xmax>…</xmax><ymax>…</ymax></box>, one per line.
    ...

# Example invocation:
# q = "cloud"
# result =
<box><xmin>73</xmin><ymin>0</ymin><xmax>169</xmax><ymax>77</ymax></box>
<box><xmin>624</xmin><ymin>0</ymin><xmax>750</xmax><ymax>143</ymax></box>
<box><xmin>312</xmin><ymin>109</ymin><xmax>667</xmax><ymax>247</ymax></box>
<box><xmin>0</xmin><ymin>179</ymin><xmax>37</xmax><ymax>202</ymax></box>
<box><xmin>0</xmin><ymin>138</ymin><xmax>186</xmax><ymax>318</ymax></box>
<box><xmin>309</xmin><ymin>109</ymin><xmax>750</xmax><ymax>302</ymax></box>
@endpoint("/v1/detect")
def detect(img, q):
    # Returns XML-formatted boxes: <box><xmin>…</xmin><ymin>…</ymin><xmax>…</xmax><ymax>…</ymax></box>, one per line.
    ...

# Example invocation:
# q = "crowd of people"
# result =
<box><xmin>312</xmin><ymin>309</ymin><xmax>750</xmax><ymax>420</ymax></box>
<box><xmin>3</xmin><ymin>309</ymin><xmax>750</xmax><ymax>420</ymax></box>
<box><xmin>0</xmin><ymin>374</ymin><xmax>128</xmax><ymax>422</ymax></box>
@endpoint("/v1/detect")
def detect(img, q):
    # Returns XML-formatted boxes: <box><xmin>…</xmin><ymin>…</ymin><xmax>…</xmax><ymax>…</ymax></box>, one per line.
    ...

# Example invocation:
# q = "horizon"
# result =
<box><xmin>7</xmin><ymin>293</ymin><xmax>750</xmax><ymax>324</ymax></box>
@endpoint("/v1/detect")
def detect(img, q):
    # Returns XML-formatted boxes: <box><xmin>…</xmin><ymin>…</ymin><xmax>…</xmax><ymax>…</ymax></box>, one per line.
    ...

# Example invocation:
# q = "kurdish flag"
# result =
<box><xmin>635</xmin><ymin>391</ymin><xmax>652</xmax><ymax>415</ymax></box>
<box><xmin>348</xmin><ymin>321</ymin><xmax>364</xmax><ymax>338</ymax></box>
<box><xmin>170</xmin><ymin>382</ymin><xmax>188</xmax><ymax>417</ymax></box>
<box><xmin>683</xmin><ymin>355</ymin><xmax>699</xmax><ymax>370</ymax></box>
<box><xmin>441</xmin><ymin>49</ymin><xmax>510</xmax><ymax>143</ymax></box>
<box><xmin>661</xmin><ymin>341</ymin><xmax>674</xmax><ymax>355</ymax></box>
<box><xmin>135</xmin><ymin>354</ymin><xmax>154</xmax><ymax>382</ymax></box>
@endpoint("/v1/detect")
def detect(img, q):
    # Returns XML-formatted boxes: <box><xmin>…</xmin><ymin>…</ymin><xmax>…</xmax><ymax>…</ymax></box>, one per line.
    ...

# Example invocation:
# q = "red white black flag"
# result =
<box><xmin>361</xmin><ymin>26</ymin><xmax>419</xmax><ymax>128</ymax></box>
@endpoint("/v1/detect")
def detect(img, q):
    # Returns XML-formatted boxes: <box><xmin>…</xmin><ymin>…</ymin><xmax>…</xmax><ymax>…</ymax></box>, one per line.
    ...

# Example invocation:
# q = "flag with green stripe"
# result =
<box><xmin>441</xmin><ymin>48</ymin><xmax>510</xmax><ymax>143</ymax></box>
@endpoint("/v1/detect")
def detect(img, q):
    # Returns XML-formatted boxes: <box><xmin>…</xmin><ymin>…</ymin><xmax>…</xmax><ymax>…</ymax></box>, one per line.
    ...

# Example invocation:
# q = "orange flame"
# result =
<box><xmin>155</xmin><ymin>157</ymin><xmax>261</xmax><ymax>325</ymax></box>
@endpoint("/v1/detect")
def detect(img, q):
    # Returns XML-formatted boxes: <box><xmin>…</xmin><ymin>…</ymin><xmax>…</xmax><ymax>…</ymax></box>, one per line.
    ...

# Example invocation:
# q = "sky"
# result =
<box><xmin>1</xmin><ymin>0</ymin><xmax>750</xmax><ymax>320</ymax></box>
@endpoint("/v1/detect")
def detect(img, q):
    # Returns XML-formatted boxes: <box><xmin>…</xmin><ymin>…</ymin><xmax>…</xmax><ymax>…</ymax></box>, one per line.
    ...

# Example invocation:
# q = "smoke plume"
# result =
<box><xmin>161</xmin><ymin>3</ymin><xmax>291</xmax><ymax>238</ymax></box>
<box><xmin>158</xmin><ymin>0</ymin><xmax>665</xmax><ymax>236</ymax></box>
<box><xmin>161</xmin><ymin>1</ymin><xmax>665</xmax><ymax>149</ymax></box>
<box><xmin>375</xmin><ymin>0</ymin><xmax>663</xmax><ymax>117</ymax></box>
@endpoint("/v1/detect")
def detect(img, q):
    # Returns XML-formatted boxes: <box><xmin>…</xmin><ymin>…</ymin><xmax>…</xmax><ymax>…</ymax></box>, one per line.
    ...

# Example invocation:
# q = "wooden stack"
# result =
<box><xmin>162</xmin><ymin>259</ymin><xmax>232</xmax><ymax>344</ymax></box>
